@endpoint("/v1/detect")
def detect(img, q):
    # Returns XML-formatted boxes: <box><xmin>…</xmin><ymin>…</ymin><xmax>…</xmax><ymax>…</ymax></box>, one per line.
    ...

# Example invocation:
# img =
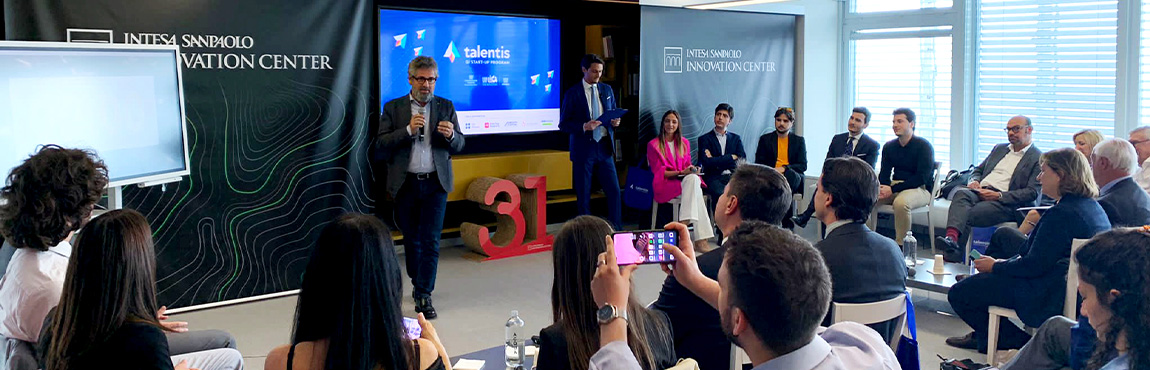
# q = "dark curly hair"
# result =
<box><xmin>1076</xmin><ymin>228</ymin><xmax>1150</xmax><ymax>370</ymax></box>
<box><xmin>0</xmin><ymin>145</ymin><xmax>108</xmax><ymax>251</ymax></box>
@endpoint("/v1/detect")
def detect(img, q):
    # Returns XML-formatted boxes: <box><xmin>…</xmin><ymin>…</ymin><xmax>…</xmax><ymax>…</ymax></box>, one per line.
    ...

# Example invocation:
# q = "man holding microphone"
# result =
<box><xmin>375</xmin><ymin>56</ymin><xmax>465</xmax><ymax>319</ymax></box>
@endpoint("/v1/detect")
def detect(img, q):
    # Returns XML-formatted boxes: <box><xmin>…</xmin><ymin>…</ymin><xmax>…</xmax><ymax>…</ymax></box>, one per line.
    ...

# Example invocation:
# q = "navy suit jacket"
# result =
<box><xmin>696</xmin><ymin>130</ymin><xmax>746</xmax><ymax>183</ymax></box>
<box><xmin>816</xmin><ymin>222</ymin><xmax>907</xmax><ymax>342</ymax></box>
<box><xmin>970</xmin><ymin>143</ymin><xmax>1043</xmax><ymax>207</ymax></box>
<box><xmin>559</xmin><ymin>82</ymin><xmax>617</xmax><ymax>161</ymax></box>
<box><xmin>1097</xmin><ymin>177</ymin><xmax>1150</xmax><ymax>227</ymax></box>
<box><xmin>994</xmin><ymin>194</ymin><xmax>1110</xmax><ymax>326</ymax></box>
<box><xmin>651</xmin><ymin>245</ymin><xmax>728</xmax><ymax>370</ymax></box>
<box><xmin>826</xmin><ymin>132</ymin><xmax>879</xmax><ymax>168</ymax></box>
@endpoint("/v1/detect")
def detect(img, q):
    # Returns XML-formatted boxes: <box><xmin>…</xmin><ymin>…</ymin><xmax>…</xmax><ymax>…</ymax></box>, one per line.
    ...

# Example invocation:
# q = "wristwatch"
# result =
<box><xmin>596</xmin><ymin>303</ymin><xmax>628</xmax><ymax>325</ymax></box>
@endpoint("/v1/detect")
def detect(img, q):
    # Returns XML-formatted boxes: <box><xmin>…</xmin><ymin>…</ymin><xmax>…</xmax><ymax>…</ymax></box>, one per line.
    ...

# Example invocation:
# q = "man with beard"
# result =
<box><xmin>755</xmin><ymin>107</ymin><xmax>807</xmax><ymax>229</ymax></box>
<box><xmin>793</xmin><ymin>107</ymin><xmax>880</xmax><ymax>228</ymax></box>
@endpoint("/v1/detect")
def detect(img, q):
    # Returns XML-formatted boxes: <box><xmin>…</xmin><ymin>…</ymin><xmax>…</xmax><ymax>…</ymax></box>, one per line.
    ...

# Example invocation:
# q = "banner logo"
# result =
<box><xmin>664</xmin><ymin>47</ymin><xmax>683</xmax><ymax>74</ymax></box>
<box><xmin>393</xmin><ymin>33</ymin><xmax>407</xmax><ymax>48</ymax></box>
<box><xmin>413</xmin><ymin>46</ymin><xmax>423</xmax><ymax>56</ymax></box>
<box><xmin>444</xmin><ymin>41</ymin><xmax>459</xmax><ymax>63</ymax></box>
<box><xmin>530</xmin><ymin>74</ymin><xmax>539</xmax><ymax>85</ymax></box>
<box><xmin>416</xmin><ymin>29</ymin><xmax>426</xmax><ymax>39</ymax></box>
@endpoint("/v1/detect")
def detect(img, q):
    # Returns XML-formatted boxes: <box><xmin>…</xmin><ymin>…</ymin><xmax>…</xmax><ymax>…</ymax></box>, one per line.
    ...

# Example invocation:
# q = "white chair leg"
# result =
<box><xmin>987</xmin><ymin>312</ymin><xmax>1001</xmax><ymax>366</ymax></box>
<box><xmin>927</xmin><ymin>207</ymin><xmax>935</xmax><ymax>257</ymax></box>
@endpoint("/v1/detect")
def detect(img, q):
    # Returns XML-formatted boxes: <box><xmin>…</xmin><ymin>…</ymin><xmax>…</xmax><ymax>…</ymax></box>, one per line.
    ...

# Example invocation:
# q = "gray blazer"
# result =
<box><xmin>374</xmin><ymin>95</ymin><xmax>465</xmax><ymax>198</ymax></box>
<box><xmin>1098</xmin><ymin>177</ymin><xmax>1150</xmax><ymax>227</ymax></box>
<box><xmin>970</xmin><ymin>143</ymin><xmax>1042</xmax><ymax>207</ymax></box>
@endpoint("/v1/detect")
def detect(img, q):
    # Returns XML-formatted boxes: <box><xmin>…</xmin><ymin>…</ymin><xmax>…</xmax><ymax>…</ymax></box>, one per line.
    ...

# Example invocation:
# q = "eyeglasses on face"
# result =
<box><xmin>1004</xmin><ymin>125</ymin><xmax>1029</xmax><ymax>133</ymax></box>
<box><xmin>411</xmin><ymin>76</ymin><xmax>437</xmax><ymax>83</ymax></box>
<box><xmin>1131</xmin><ymin>138</ymin><xmax>1150</xmax><ymax>146</ymax></box>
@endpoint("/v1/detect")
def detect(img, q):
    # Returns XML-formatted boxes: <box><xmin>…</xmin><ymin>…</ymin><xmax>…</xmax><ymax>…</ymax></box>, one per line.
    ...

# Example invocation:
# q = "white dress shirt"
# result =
<box><xmin>0</xmin><ymin>241</ymin><xmax>71</xmax><ymax>342</ymax></box>
<box><xmin>406</xmin><ymin>95</ymin><xmax>436</xmax><ymax>174</ymax></box>
<box><xmin>824</xmin><ymin>220</ymin><xmax>855</xmax><ymax>236</ymax></box>
<box><xmin>582</xmin><ymin>79</ymin><xmax>607</xmax><ymax>139</ymax></box>
<box><xmin>979</xmin><ymin>144</ymin><xmax>1031</xmax><ymax>192</ymax></box>
<box><xmin>1136</xmin><ymin>160</ymin><xmax>1150</xmax><ymax>194</ymax></box>
<box><xmin>750</xmin><ymin>322</ymin><xmax>900</xmax><ymax>370</ymax></box>
<box><xmin>716</xmin><ymin>129</ymin><xmax>733</xmax><ymax>175</ymax></box>
<box><xmin>845</xmin><ymin>134</ymin><xmax>861</xmax><ymax>154</ymax></box>
<box><xmin>589</xmin><ymin>341</ymin><xmax>643</xmax><ymax>370</ymax></box>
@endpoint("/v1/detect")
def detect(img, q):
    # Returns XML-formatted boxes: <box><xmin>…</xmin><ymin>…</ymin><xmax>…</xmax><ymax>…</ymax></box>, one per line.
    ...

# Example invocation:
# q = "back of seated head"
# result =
<box><xmin>727</xmin><ymin>164</ymin><xmax>791</xmax><ymax>225</ymax></box>
<box><xmin>551</xmin><ymin>215</ymin><xmax>670</xmax><ymax>370</ymax></box>
<box><xmin>1092</xmin><ymin>138</ymin><xmax>1140</xmax><ymax>175</ymax></box>
<box><xmin>292</xmin><ymin>213</ymin><xmax>414</xmax><ymax>370</ymax></box>
<box><xmin>820</xmin><ymin>157</ymin><xmax>879</xmax><ymax>222</ymax></box>
<box><xmin>44</xmin><ymin>209</ymin><xmax>164</xmax><ymax>368</ymax></box>
<box><xmin>0</xmin><ymin>145</ymin><xmax>108</xmax><ymax>251</ymax></box>
<box><xmin>722</xmin><ymin>221</ymin><xmax>831</xmax><ymax>355</ymax></box>
<box><xmin>1074</xmin><ymin>228</ymin><xmax>1150</xmax><ymax>369</ymax></box>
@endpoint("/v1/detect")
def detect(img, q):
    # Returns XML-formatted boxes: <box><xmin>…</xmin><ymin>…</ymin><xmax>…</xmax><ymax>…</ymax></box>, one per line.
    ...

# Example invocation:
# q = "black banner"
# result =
<box><xmin>4</xmin><ymin>0</ymin><xmax>375</xmax><ymax>307</ymax></box>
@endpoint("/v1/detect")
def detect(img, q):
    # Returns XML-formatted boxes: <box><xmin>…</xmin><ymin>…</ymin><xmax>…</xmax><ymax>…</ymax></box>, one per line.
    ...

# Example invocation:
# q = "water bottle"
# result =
<box><xmin>505</xmin><ymin>310</ymin><xmax>526</xmax><ymax>368</ymax></box>
<box><xmin>903</xmin><ymin>231</ymin><xmax>918</xmax><ymax>268</ymax></box>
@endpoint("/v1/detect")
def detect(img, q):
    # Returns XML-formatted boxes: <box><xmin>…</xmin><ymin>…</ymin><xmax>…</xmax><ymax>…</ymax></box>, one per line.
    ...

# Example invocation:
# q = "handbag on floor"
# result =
<box><xmin>623</xmin><ymin>165</ymin><xmax>654</xmax><ymax>210</ymax></box>
<box><xmin>897</xmin><ymin>292</ymin><xmax>921</xmax><ymax>370</ymax></box>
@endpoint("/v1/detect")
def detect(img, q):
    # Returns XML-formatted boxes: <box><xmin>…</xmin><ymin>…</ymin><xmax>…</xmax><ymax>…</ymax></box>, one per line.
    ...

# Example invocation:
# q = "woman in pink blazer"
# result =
<box><xmin>646</xmin><ymin>110</ymin><xmax>714</xmax><ymax>242</ymax></box>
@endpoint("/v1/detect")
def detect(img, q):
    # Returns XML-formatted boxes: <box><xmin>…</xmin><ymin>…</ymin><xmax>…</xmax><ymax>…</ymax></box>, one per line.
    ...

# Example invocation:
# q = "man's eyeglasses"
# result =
<box><xmin>411</xmin><ymin>76</ymin><xmax>437</xmax><ymax>83</ymax></box>
<box><xmin>1004</xmin><ymin>125</ymin><xmax>1029</xmax><ymax>133</ymax></box>
<box><xmin>1131</xmin><ymin>138</ymin><xmax>1150</xmax><ymax>146</ymax></box>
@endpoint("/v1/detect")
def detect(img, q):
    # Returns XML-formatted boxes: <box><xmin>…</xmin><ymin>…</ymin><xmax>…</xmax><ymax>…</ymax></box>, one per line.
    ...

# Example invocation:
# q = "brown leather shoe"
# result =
<box><xmin>946</xmin><ymin>331</ymin><xmax>978</xmax><ymax>350</ymax></box>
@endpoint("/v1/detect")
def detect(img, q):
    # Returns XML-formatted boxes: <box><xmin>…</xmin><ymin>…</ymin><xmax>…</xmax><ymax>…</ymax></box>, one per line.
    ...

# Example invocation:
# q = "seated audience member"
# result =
<box><xmin>755</xmin><ymin>107</ymin><xmax>807</xmax><ymax>229</ymax></box>
<box><xmin>867</xmin><ymin>108</ymin><xmax>935</xmax><ymax>247</ymax></box>
<box><xmin>937</xmin><ymin>116</ymin><xmax>1041</xmax><ymax>261</ymax></box>
<box><xmin>661</xmin><ymin>221</ymin><xmax>899</xmax><ymax>370</ymax></box>
<box><xmin>650</xmin><ymin>164</ymin><xmax>792</xmax><ymax>370</ymax></box>
<box><xmin>1092</xmin><ymin>139</ymin><xmax>1150</xmax><ymax>227</ymax></box>
<box><xmin>794</xmin><ymin>107</ymin><xmax>880</xmax><ymax>228</ymax></box>
<box><xmin>947</xmin><ymin>148</ymin><xmax>1111</xmax><ymax>353</ymax></box>
<box><xmin>1001</xmin><ymin>315</ymin><xmax>1098</xmax><ymax>370</ymax></box>
<box><xmin>812</xmin><ymin>157</ymin><xmax>907</xmax><ymax>342</ymax></box>
<box><xmin>1129</xmin><ymin>126</ymin><xmax>1150</xmax><ymax>193</ymax></box>
<box><xmin>266</xmin><ymin>213</ymin><xmax>450</xmax><ymax>370</ymax></box>
<box><xmin>586</xmin><ymin>237</ymin><xmax>646</xmax><ymax>370</ymax></box>
<box><xmin>647</xmin><ymin>110</ymin><xmax>714</xmax><ymax>244</ymax></box>
<box><xmin>1068</xmin><ymin>228</ymin><xmax>1150</xmax><ymax>370</ymax></box>
<box><xmin>41</xmin><ymin>210</ymin><xmax>243</xmax><ymax>370</ymax></box>
<box><xmin>538</xmin><ymin>215</ymin><xmax>675</xmax><ymax>370</ymax></box>
<box><xmin>1075</xmin><ymin>129</ymin><xmax>1104</xmax><ymax>159</ymax></box>
<box><xmin>0</xmin><ymin>146</ymin><xmax>236</xmax><ymax>357</ymax></box>
<box><xmin>698</xmin><ymin>103</ymin><xmax>747</xmax><ymax>209</ymax></box>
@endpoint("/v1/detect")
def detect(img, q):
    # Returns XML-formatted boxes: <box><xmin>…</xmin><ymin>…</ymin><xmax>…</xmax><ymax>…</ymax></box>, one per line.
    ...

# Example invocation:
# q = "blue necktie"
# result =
<box><xmin>843</xmin><ymin>136</ymin><xmax>855</xmax><ymax>157</ymax></box>
<box><xmin>591</xmin><ymin>86</ymin><xmax>603</xmax><ymax>142</ymax></box>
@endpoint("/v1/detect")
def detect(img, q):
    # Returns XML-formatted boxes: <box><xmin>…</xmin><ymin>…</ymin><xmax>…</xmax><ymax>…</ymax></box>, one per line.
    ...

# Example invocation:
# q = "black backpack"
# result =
<box><xmin>937</xmin><ymin>164</ymin><xmax>976</xmax><ymax>200</ymax></box>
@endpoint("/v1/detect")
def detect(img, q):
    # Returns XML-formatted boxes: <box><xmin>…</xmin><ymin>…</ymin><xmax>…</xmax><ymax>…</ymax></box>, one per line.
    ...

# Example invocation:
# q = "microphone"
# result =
<box><xmin>417</xmin><ymin>105</ymin><xmax>426</xmax><ymax>142</ymax></box>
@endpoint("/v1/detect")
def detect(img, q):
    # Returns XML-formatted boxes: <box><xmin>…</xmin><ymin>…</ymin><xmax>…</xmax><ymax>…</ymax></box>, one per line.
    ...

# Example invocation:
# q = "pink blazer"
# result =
<box><xmin>647</xmin><ymin>137</ymin><xmax>693</xmax><ymax>204</ymax></box>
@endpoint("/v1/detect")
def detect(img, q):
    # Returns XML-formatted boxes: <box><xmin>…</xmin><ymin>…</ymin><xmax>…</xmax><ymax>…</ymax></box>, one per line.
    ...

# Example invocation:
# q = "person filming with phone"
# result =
<box><xmin>647</xmin><ymin>110</ymin><xmax>713</xmax><ymax>247</ymax></box>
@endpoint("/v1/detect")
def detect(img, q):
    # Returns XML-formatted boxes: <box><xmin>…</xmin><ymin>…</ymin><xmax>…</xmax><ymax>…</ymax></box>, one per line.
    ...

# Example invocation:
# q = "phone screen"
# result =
<box><xmin>403</xmin><ymin>317</ymin><xmax>422</xmax><ymax>340</ymax></box>
<box><xmin>969</xmin><ymin>248</ymin><xmax>983</xmax><ymax>260</ymax></box>
<box><xmin>612</xmin><ymin>230</ymin><xmax>677</xmax><ymax>265</ymax></box>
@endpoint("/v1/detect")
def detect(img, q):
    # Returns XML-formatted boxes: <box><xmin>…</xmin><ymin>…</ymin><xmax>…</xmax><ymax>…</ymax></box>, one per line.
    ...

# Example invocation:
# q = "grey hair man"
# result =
<box><xmin>1092</xmin><ymin>138</ymin><xmax>1150</xmax><ymax>227</ymax></box>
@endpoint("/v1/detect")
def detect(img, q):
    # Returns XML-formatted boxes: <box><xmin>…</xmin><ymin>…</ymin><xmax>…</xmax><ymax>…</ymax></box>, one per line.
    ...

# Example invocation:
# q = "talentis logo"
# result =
<box><xmin>416</xmin><ymin>30</ymin><xmax>426</xmax><ymax>39</ymax></box>
<box><xmin>413</xmin><ymin>47</ymin><xmax>423</xmax><ymax>56</ymax></box>
<box><xmin>394</xmin><ymin>34</ymin><xmax>407</xmax><ymax>48</ymax></box>
<box><xmin>444</xmin><ymin>41</ymin><xmax>460</xmax><ymax>63</ymax></box>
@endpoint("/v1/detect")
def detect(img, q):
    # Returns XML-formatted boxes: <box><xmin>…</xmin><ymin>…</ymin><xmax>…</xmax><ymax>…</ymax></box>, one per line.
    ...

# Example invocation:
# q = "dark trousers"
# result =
<box><xmin>947</xmin><ymin>189</ymin><xmax>1020</xmax><ymax>245</ymax></box>
<box><xmin>948</xmin><ymin>271</ymin><xmax>1033</xmax><ymax>351</ymax></box>
<box><xmin>574</xmin><ymin>154</ymin><xmax>622</xmax><ymax>228</ymax></box>
<box><xmin>395</xmin><ymin>173</ymin><xmax>448</xmax><ymax>299</ymax></box>
<box><xmin>704</xmin><ymin>174</ymin><xmax>731</xmax><ymax>240</ymax></box>
<box><xmin>986</xmin><ymin>227</ymin><xmax>1028</xmax><ymax>259</ymax></box>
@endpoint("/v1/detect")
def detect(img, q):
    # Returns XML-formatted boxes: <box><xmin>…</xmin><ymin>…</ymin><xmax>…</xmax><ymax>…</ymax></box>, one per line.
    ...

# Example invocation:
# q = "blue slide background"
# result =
<box><xmin>378</xmin><ymin>9</ymin><xmax>561</xmax><ymax>113</ymax></box>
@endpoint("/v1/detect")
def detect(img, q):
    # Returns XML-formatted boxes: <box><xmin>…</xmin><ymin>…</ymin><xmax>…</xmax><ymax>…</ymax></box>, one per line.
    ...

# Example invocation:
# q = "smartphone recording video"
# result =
<box><xmin>611</xmin><ymin>230</ymin><xmax>678</xmax><ymax>265</ymax></box>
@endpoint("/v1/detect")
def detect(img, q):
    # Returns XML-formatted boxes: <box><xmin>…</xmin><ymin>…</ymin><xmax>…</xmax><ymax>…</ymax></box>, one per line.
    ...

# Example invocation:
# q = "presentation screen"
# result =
<box><xmin>0</xmin><ymin>42</ymin><xmax>190</xmax><ymax>188</ymax></box>
<box><xmin>378</xmin><ymin>8</ymin><xmax>561</xmax><ymax>136</ymax></box>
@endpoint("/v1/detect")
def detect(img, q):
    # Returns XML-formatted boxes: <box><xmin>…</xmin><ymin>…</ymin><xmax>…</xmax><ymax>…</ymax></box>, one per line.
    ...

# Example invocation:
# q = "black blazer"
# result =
<box><xmin>994</xmin><ymin>194</ymin><xmax>1110</xmax><ymax>326</ymax></box>
<box><xmin>754</xmin><ymin>131</ymin><xmax>807</xmax><ymax>191</ymax></box>
<box><xmin>650</xmin><ymin>246</ymin><xmax>727</xmax><ymax>370</ymax></box>
<box><xmin>826</xmin><ymin>132</ymin><xmax>879</xmax><ymax>168</ymax></box>
<box><xmin>815</xmin><ymin>222</ymin><xmax>907</xmax><ymax>342</ymax></box>
<box><xmin>970</xmin><ymin>143</ymin><xmax>1043</xmax><ymax>207</ymax></box>
<box><xmin>558</xmin><ymin>82</ymin><xmax>618</xmax><ymax>162</ymax></box>
<box><xmin>374</xmin><ymin>95</ymin><xmax>466</xmax><ymax>198</ymax></box>
<box><xmin>1097</xmin><ymin>177</ymin><xmax>1150</xmax><ymax>227</ymax></box>
<box><xmin>697</xmin><ymin>130</ymin><xmax>746</xmax><ymax>183</ymax></box>
<box><xmin>536</xmin><ymin>311</ymin><xmax>676</xmax><ymax>370</ymax></box>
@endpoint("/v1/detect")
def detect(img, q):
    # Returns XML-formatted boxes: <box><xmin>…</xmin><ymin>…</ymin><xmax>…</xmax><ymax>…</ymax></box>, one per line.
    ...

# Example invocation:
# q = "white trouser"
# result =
<box><xmin>171</xmin><ymin>348</ymin><xmax>244</xmax><ymax>370</ymax></box>
<box><xmin>678</xmin><ymin>174</ymin><xmax>715</xmax><ymax>241</ymax></box>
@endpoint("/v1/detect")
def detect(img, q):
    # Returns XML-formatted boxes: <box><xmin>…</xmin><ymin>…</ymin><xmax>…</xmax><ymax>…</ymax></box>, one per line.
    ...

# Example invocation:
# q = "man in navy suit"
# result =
<box><xmin>793</xmin><ymin>107</ymin><xmax>880</xmax><ymax>228</ymax></box>
<box><xmin>1091</xmin><ymin>138</ymin><xmax>1150</xmax><ymax>227</ymax></box>
<box><xmin>697</xmin><ymin>103</ymin><xmax>746</xmax><ymax>212</ymax></box>
<box><xmin>559</xmin><ymin>54</ymin><xmax>621</xmax><ymax>228</ymax></box>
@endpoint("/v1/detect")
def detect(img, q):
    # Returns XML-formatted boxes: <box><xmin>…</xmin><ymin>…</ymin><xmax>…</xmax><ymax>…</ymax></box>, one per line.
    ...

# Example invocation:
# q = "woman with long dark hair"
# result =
<box><xmin>1075</xmin><ymin>228</ymin><xmax>1150</xmax><ymax>370</ymax></box>
<box><xmin>537</xmin><ymin>215</ymin><xmax>675</xmax><ymax>370</ymax></box>
<box><xmin>646</xmin><ymin>110</ymin><xmax>714</xmax><ymax>244</ymax></box>
<box><xmin>265</xmin><ymin>213</ymin><xmax>450</xmax><ymax>370</ymax></box>
<box><xmin>42</xmin><ymin>209</ymin><xmax>243</xmax><ymax>370</ymax></box>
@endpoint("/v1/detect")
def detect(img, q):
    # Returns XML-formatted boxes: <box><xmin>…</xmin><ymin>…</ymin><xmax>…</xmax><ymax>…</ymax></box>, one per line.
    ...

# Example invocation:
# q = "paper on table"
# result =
<box><xmin>455</xmin><ymin>359</ymin><xmax>485</xmax><ymax>370</ymax></box>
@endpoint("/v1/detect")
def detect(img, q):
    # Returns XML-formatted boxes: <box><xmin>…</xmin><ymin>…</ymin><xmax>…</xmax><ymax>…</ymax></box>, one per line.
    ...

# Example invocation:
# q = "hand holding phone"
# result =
<box><xmin>402</xmin><ymin>317</ymin><xmax>422</xmax><ymax>340</ymax></box>
<box><xmin>611</xmin><ymin>230</ymin><xmax>678</xmax><ymax>265</ymax></box>
<box><xmin>969</xmin><ymin>248</ymin><xmax>983</xmax><ymax>260</ymax></box>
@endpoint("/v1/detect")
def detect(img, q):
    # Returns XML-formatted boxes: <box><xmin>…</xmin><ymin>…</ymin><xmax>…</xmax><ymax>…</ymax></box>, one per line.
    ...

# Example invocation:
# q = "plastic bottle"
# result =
<box><xmin>903</xmin><ymin>231</ymin><xmax>918</xmax><ymax>268</ymax></box>
<box><xmin>505</xmin><ymin>310</ymin><xmax>526</xmax><ymax>368</ymax></box>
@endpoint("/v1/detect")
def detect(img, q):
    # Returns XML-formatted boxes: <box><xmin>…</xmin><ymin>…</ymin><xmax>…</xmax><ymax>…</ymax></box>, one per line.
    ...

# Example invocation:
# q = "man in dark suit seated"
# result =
<box><xmin>697</xmin><ymin>103</ymin><xmax>746</xmax><ymax>211</ymax></box>
<box><xmin>755</xmin><ymin>107</ymin><xmax>807</xmax><ymax>229</ymax></box>
<box><xmin>794</xmin><ymin>106</ymin><xmax>880</xmax><ymax>228</ymax></box>
<box><xmin>938</xmin><ymin>116</ymin><xmax>1041</xmax><ymax>261</ymax></box>
<box><xmin>811</xmin><ymin>156</ymin><xmax>907</xmax><ymax>343</ymax></box>
<box><xmin>1092</xmin><ymin>138</ymin><xmax>1150</xmax><ymax>227</ymax></box>
<box><xmin>650</xmin><ymin>164</ymin><xmax>792</xmax><ymax>370</ymax></box>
